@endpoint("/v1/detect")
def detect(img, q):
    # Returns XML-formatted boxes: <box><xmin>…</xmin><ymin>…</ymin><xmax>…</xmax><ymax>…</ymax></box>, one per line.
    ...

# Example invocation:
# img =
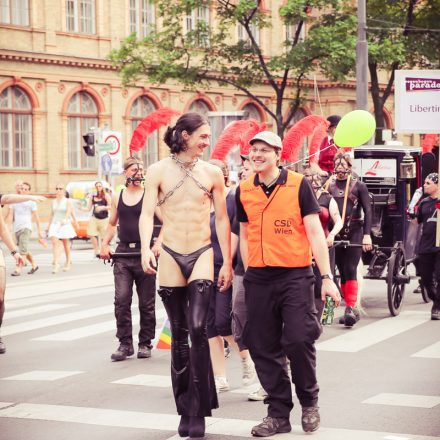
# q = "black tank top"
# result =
<box><xmin>92</xmin><ymin>196</ymin><xmax>108</xmax><ymax>219</ymax></box>
<box><xmin>117</xmin><ymin>190</ymin><xmax>162</xmax><ymax>244</ymax></box>
<box><xmin>117</xmin><ymin>191</ymin><xmax>144</xmax><ymax>243</ymax></box>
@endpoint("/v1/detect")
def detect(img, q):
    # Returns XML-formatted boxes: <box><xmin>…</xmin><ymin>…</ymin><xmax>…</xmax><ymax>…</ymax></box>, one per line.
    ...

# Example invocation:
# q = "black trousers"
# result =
<box><xmin>335</xmin><ymin>225</ymin><xmax>363</xmax><ymax>283</ymax></box>
<box><xmin>113</xmin><ymin>244</ymin><xmax>156</xmax><ymax>347</ymax></box>
<box><xmin>243</xmin><ymin>272</ymin><xmax>322</xmax><ymax>418</ymax></box>
<box><xmin>418</xmin><ymin>252</ymin><xmax>440</xmax><ymax>307</ymax></box>
<box><xmin>158</xmin><ymin>280</ymin><xmax>218</xmax><ymax>417</ymax></box>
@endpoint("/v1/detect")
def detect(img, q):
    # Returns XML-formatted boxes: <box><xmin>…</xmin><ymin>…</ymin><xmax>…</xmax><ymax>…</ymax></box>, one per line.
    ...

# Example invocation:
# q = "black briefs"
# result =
<box><xmin>162</xmin><ymin>243</ymin><xmax>212</xmax><ymax>280</ymax></box>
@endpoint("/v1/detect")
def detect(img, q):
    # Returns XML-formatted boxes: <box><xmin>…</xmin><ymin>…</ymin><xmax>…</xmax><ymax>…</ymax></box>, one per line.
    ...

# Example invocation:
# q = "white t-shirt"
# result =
<box><xmin>12</xmin><ymin>201</ymin><xmax>37</xmax><ymax>233</ymax></box>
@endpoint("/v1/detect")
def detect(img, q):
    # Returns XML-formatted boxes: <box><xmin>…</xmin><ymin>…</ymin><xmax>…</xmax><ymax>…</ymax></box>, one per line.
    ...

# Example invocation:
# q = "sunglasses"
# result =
<box><xmin>56</xmin><ymin>187</ymin><xmax>64</xmax><ymax>190</ymax></box>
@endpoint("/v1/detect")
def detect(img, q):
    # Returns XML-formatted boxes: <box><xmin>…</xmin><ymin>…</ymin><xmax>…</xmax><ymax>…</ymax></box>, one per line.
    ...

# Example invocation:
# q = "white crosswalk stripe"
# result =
<box><xmin>33</xmin><ymin>308</ymin><xmax>168</xmax><ymax>341</ymax></box>
<box><xmin>411</xmin><ymin>341</ymin><xmax>440</xmax><ymax>359</ymax></box>
<box><xmin>316</xmin><ymin>311</ymin><xmax>431</xmax><ymax>352</ymax></box>
<box><xmin>362</xmin><ymin>393</ymin><xmax>440</xmax><ymax>409</ymax></box>
<box><xmin>0</xmin><ymin>402</ymin><xmax>437</xmax><ymax>439</ymax></box>
<box><xmin>6</xmin><ymin>303</ymin><xmax>77</xmax><ymax>319</ymax></box>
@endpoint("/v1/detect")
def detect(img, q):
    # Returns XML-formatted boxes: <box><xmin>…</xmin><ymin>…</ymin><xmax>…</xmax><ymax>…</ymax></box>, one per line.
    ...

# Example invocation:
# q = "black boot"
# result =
<box><xmin>189</xmin><ymin>416</ymin><xmax>205</xmax><ymax>438</ymax></box>
<box><xmin>178</xmin><ymin>415</ymin><xmax>190</xmax><ymax>437</ymax></box>
<box><xmin>340</xmin><ymin>307</ymin><xmax>360</xmax><ymax>325</ymax></box>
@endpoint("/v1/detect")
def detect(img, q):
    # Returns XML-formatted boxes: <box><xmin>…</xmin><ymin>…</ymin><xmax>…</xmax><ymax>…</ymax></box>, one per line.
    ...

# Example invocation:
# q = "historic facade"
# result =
<box><xmin>0</xmin><ymin>0</ymin><xmax>405</xmax><ymax>195</ymax></box>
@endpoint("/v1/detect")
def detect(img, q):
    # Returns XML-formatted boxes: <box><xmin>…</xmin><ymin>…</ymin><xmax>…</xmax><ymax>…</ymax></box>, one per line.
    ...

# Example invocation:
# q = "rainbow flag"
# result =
<box><xmin>156</xmin><ymin>318</ymin><xmax>172</xmax><ymax>349</ymax></box>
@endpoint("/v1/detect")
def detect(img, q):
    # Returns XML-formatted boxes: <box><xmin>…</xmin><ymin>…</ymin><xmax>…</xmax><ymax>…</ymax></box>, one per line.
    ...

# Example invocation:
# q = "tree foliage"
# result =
<box><xmin>366</xmin><ymin>0</ymin><xmax>440</xmax><ymax>142</ymax></box>
<box><xmin>109</xmin><ymin>0</ymin><xmax>357</xmax><ymax>137</ymax></box>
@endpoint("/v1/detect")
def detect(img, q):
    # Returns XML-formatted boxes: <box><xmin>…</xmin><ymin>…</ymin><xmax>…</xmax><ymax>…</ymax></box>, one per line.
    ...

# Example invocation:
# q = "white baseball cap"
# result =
<box><xmin>249</xmin><ymin>131</ymin><xmax>283</xmax><ymax>150</ymax></box>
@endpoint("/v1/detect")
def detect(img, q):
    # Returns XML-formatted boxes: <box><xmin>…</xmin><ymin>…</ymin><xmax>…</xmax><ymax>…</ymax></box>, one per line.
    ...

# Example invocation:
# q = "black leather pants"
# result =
<box><xmin>158</xmin><ymin>279</ymin><xmax>218</xmax><ymax>417</ymax></box>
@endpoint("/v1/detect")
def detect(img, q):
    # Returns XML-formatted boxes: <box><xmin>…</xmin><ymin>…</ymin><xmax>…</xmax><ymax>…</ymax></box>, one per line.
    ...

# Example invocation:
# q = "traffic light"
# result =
<box><xmin>83</xmin><ymin>132</ymin><xmax>95</xmax><ymax>156</ymax></box>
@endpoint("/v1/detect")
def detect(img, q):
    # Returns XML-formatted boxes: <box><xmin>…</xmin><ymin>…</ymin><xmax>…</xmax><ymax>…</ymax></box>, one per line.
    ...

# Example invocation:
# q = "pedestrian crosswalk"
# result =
<box><xmin>1</xmin><ymin>271</ymin><xmax>439</xmax><ymax>440</ymax></box>
<box><xmin>0</xmin><ymin>401</ymin><xmax>438</xmax><ymax>440</ymax></box>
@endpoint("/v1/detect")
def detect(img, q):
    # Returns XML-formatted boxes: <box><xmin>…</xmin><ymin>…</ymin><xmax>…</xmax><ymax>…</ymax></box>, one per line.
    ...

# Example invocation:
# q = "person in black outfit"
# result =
<box><xmin>100</xmin><ymin>157</ymin><xmax>161</xmax><ymax>361</ymax></box>
<box><xmin>86</xmin><ymin>181</ymin><xmax>111</xmax><ymax>257</ymax></box>
<box><xmin>416</xmin><ymin>173</ymin><xmax>440</xmax><ymax>320</ymax></box>
<box><xmin>328</xmin><ymin>152</ymin><xmax>372</xmax><ymax>327</ymax></box>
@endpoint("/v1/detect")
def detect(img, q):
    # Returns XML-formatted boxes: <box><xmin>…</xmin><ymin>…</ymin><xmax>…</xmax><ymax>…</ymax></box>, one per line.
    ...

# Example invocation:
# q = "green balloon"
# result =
<box><xmin>333</xmin><ymin>110</ymin><xmax>376</xmax><ymax>148</ymax></box>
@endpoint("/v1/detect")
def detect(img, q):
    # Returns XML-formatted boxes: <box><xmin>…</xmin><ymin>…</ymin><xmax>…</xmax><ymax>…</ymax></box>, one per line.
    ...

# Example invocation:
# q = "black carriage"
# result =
<box><xmin>351</xmin><ymin>145</ymin><xmax>435</xmax><ymax>316</ymax></box>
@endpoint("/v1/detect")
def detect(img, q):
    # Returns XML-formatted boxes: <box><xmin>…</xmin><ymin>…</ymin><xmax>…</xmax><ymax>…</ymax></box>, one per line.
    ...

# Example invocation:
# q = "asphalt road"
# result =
<box><xmin>0</xmin><ymin>242</ymin><xmax>439</xmax><ymax>440</ymax></box>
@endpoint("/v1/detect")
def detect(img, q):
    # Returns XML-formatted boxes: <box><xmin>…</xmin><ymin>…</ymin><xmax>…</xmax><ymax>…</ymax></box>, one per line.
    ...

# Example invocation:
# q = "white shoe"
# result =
<box><xmin>247</xmin><ymin>386</ymin><xmax>268</xmax><ymax>401</ymax></box>
<box><xmin>241</xmin><ymin>357</ymin><xmax>257</xmax><ymax>386</ymax></box>
<box><xmin>214</xmin><ymin>376</ymin><xmax>230</xmax><ymax>393</ymax></box>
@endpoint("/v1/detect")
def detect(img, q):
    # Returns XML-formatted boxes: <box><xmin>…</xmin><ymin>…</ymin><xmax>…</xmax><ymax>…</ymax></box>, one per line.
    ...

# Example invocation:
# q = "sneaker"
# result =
<box><xmin>242</xmin><ymin>357</ymin><xmax>257</xmax><ymax>386</ymax></box>
<box><xmin>248</xmin><ymin>386</ymin><xmax>268</xmax><ymax>401</ymax></box>
<box><xmin>251</xmin><ymin>416</ymin><xmax>291</xmax><ymax>437</ymax></box>
<box><xmin>214</xmin><ymin>376</ymin><xmax>230</xmax><ymax>393</ymax></box>
<box><xmin>342</xmin><ymin>306</ymin><xmax>358</xmax><ymax>327</ymax></box>
<box><xmin>0</xmin><ymin>337</ymin><xmax>5</xmax><ymax>354</ymax></box>
<box><xmin>431</xmin><ymin>306</ymin><xmax>440</xmax><ymax>320</ymax></box>
<box><xmin>137</xmin><ymin>345</ymin><xmax>152</xmax><ymax>358</ymax></box>
<box><xmin>111</xmin><ymin>344</ymin><xmax>134</xmax><ymax>362</ymax></box>
<box><xmin>301</xmin><ymin>406</ymin><xmax>320</xmax><ymax>433</ymax></box>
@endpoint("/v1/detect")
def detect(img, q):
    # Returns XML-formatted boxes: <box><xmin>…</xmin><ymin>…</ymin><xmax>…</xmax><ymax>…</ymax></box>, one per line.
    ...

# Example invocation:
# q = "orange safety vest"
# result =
<box><xmin>240</xmin><ymin>170</ymin><xmax>312</xmax><ymax>268</ymax></box>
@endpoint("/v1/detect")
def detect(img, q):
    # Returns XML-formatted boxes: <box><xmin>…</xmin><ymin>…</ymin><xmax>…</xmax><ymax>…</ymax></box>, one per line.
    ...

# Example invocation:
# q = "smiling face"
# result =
<box><xmin>249</xmin><ymin>141</ymin><xmax>280</xmax><ymax>174</ymax></box>
<box><xmin>182</xmin><ymin>123</ymin><xmax>211</xmax><ymax>158</ymax></box>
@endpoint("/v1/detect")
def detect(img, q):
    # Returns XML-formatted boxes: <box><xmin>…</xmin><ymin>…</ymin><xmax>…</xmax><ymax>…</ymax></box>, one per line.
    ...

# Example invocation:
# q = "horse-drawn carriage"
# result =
<box><xmin>348</xmin><ymin>145</ymin><xmax>435</xmax><ymax>316</ymax></box>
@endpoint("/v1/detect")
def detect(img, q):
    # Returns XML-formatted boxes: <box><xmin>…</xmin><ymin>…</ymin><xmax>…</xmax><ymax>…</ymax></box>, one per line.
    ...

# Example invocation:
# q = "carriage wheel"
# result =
<box><xmin>387</xmin><ymin>247</ymin><xmax>407</xmax><ymax>316</ymax></box>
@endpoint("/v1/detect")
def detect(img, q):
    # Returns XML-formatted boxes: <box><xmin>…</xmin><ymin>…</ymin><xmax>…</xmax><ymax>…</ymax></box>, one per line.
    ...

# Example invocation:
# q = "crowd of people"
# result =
<box><xmin>1</xmin><ymin>112</ymin><xmax>438</xmax><ymax>439</ymax></box>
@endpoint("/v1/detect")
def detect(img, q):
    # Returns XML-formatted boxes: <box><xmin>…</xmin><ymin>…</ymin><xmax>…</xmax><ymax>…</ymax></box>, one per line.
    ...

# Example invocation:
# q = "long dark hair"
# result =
<box><xmin>164</xmin><ymin>112</ymin><xmax>208</xmax><ymax>154</ymax></box>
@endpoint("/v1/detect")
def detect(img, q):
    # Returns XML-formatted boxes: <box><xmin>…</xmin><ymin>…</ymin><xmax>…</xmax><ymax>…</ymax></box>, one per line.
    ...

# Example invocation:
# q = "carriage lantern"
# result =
<box><xmin>400</xmin><ymin>151</ymin><xmax>416</xmax><ymax>203</ymax></box>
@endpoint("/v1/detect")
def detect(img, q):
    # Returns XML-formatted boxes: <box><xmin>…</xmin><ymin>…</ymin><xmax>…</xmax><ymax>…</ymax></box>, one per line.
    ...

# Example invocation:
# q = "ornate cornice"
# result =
<box><xmin>0</xmin><ymin>49</ymin><xmax>117</xmax><ymax>71</ymax></box>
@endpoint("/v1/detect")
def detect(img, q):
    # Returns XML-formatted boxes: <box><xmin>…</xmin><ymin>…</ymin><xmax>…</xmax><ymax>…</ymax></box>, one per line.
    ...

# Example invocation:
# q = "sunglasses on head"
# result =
<box><xmin>56</xmin><ymin>187</ymin><xmax>64</xmax><ymax>190</ymax></box>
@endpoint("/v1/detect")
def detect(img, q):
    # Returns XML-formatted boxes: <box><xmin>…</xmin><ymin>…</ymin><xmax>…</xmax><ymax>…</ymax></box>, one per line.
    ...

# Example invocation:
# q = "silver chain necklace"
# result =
<box><xmin>157</xmin><ymin>155</ymin><xmax>213</xmax><ymax>206</ymax></box>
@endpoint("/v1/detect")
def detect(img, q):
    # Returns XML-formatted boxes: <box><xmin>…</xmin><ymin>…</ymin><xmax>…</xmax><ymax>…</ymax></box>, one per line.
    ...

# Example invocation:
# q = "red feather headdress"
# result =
<box><xmin>210</xmin><ymin>119</ymin><xmax>267</xmax><ymax>160</ymax></box>
<box><xmin>129</xmin><ymin>107</ymin><xmax>180</xmax><ymax>155</ymax></box>
<box><xmin>281</xmin><ymin>115</ymin><xmax>329</xmax><ymax>162</ymax></box>
<box><xmin>421</xmin><ymin>134</ymin><xmax>439</xmax><ymax>154</ymax></box>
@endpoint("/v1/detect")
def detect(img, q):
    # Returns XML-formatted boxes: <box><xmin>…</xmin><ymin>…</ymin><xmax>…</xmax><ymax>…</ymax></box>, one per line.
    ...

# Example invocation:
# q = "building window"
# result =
<box><xmin>0</xmin><ymin>86</ymin><xmax>32</xmax><ymax>168</ymax></box>
<box><xmin>0</xmin><ymin>0</ymin><xmax>29</xmax><ymax>26</ymax></box>
<box><xmin>238</xmin><ymin>22</ymin><xmax>259</xmax><ymax>45</ymax></box>
<box><xmin>67</xmin><ymin>91</ymin><xmax>98</xmax><ymax>170</ymax></box>
<box><xmin>66</xmin><ymin>0</ymin><xmax>95</xmax><ymax>34</ymax></box>
<box><xmin>189</xmin><ymin>99</ymin><xmax>210</xmax><ymax>117</ymax></box>
<box><xmin>130</xmin><ymin>96</ymin><xmax>158</xmax><ymax>167</ymax></box>
<box><xmin>186</xmin><ymin>5</ymin><xmax>209</xmax><ymax>47</ymax></box>
<box><xmin>129</xmin><ymin>0</ymin><xmax>155</xmax><ymax>37</ymax></box>
<box><xmin>242</xmin><ymin>103</ymin><xmax>262</xmax><ymax>121</ymax></box>
<box><xmin>286</xmin><ymin>22</ymin><xmax>305</xmax><ymax>44</ymax></box>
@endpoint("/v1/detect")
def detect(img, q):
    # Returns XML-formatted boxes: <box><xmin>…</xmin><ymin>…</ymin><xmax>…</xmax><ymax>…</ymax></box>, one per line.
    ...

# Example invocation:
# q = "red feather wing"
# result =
<box><xmin>281</xmin><ymin>115</ymin><xmax>328</xmax><ymax>162</ymax></box>
<box><xmin>129</xmin><ymin>107</ymin><xmax>180</xmax><ymax>154</ymax></box>
<box><xmin>210</xmin><ymin>119</ymin><xmax>265</xmax><ymax>160</ymax></box>
<box><xmin>421</xmin><ymin>134</ymin><xmax>438</xmax><ymax>154</ymax></box>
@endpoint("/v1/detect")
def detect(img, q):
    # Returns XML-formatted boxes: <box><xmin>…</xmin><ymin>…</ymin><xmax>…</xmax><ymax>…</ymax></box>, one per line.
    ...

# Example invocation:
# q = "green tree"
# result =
<box><xmin>109</xmin><ymin>0</ymin><xmax>357</xmax><ymax>137</ymax></box>
<box><xmin>366</xmin><ymin>0</ymin><xmax>440</xmax><ymax>143</ymax></box>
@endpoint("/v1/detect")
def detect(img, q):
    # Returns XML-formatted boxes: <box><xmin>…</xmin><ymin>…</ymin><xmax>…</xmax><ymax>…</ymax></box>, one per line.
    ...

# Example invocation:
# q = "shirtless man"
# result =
<box><xmin>139</xmin><ymin>112</ymin><xmax>232</xmax><ymax>439</ymax></box>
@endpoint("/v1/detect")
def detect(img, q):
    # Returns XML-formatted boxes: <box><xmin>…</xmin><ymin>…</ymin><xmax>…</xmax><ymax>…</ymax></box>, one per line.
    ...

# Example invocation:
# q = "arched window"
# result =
<box><xmin>0</xmin><ymin>86</ymin><xmax>32</xmax><ymax>168</ymax></box>
<box><xmin>130</xmin><ymin>96</ymin><xmax>158</xmax><ymax>166</ymax></box>
<box><xmin>242</xmin><ymin>103</ymin><xmax>262</xmax><ymax>121</ymax></box>
<box><xmin>67</xmin><ymin>91</ymin><xmax>98</xmax><ymax>169</ymax></box>
<box><xmin>189</xmin><ymin>99</ymin><xmax>210</xmax><ymax>117</ymax></box>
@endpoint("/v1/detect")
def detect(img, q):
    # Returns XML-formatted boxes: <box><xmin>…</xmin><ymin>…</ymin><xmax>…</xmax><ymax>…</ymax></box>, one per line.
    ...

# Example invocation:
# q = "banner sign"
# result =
<box><xmin>353</xmin><ymin>158</ymin><xmax>397</xmax><ymax>185</ymax></box>
<box><xmin>395</xmin><ymin>70</ymin><xmax>440</xmax><ymax>134</ymax></box>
